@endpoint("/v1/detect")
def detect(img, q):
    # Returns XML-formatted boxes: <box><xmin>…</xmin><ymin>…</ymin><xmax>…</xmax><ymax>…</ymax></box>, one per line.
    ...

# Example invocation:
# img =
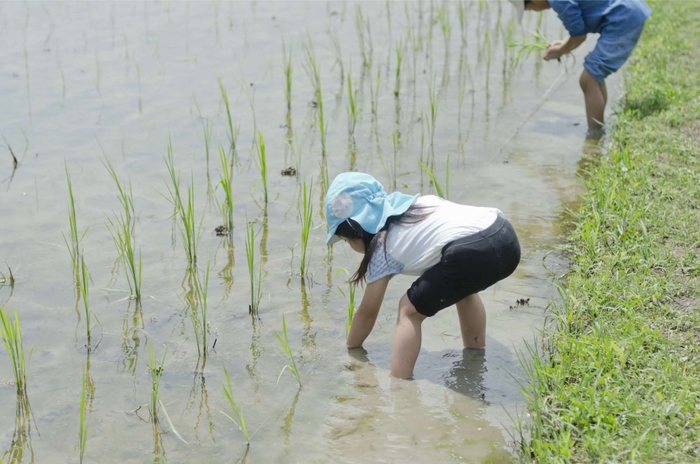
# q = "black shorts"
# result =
<box><xmin>406</xmin><ymin>215</ymin><xmax>521</xmax><ymax>317</ymax></box>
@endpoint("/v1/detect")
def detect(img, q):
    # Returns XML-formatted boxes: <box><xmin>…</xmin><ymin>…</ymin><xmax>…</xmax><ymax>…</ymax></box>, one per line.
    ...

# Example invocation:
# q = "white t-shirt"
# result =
<box><xmin>366</xmin><ymin>195</ymin><xmax>501</xmax><ymax>283</ymax></box>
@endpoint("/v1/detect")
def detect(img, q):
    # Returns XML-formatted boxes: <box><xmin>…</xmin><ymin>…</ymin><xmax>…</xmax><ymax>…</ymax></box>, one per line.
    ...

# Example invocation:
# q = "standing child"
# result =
<box><xmin>509</xmin><ymin>0</ymin><xmax>652</xmax><ymax>131</ymax></box>
<box><xmin>326</xmin><ymin>172</ymin><xmax>521</xmax><ymax>379</ymax></box>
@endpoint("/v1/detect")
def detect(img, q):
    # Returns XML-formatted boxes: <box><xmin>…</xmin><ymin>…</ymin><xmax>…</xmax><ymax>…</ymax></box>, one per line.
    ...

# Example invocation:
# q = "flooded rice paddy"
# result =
<box><xmin>0</xmin><ymin>1</ymin><xmax>614</xmax><ymax>462</ymax></box>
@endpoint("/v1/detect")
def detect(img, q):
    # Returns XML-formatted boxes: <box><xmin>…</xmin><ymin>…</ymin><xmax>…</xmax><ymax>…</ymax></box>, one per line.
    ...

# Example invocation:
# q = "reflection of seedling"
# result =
<box><xmin>274</xmin><ymin>315</ymin><xmax>302</xmax><ymax>387</ymax></box>
<box><xmin>79</xmin><ymin>367</ymin><xmax>88</xmax><ymax>463</ymax></box>
<box><xmin>0</xmin><ymin>306</ymin><xmax>32</xmax><ymax>395</ymax></box>
<box><xmin>509</xmin><ymin>30</ymin><xmax>559</xmax><ymax>68</ymax></box>
<box><xmin>0</xmin><ymin>265</ymin><xmax>14</xmax><ymax>289</ymax></box>
<box><xmin>221</xmin><ymin>365</ymin><xmax>250</xmax><ymax>443</ymax></box>
<box><xmin>394</xmin><ymin>38</ymin><xmax>403</xmax><ymax>98</ymax></box>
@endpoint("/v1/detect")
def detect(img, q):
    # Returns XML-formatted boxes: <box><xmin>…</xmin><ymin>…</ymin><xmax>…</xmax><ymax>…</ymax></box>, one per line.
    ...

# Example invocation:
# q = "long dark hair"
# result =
<box><xmin>335</xmin><ymin>204</ymin><xmax>433</xmax><ymax>285</ymax></box>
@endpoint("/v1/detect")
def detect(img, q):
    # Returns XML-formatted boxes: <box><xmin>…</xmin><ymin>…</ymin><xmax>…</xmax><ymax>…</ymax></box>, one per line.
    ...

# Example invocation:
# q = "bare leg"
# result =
<box><xmin>456</xmin><ymin>293</ymin><xmax>486</xmax><ymax>348</ymax></box>
<box><xmin>390</xmin><ymin>294</ymin><xmax>427</xmax><ymax>379</ymax></box>
<box><xmin>600</xmin><ymin>79</ymin><xmax>608</xmax><ymax>107</ymax></box>
<box><xmin>579</xmin><ymin>69</ymin><xmax>606</xmax><ymax>130</ymax></box>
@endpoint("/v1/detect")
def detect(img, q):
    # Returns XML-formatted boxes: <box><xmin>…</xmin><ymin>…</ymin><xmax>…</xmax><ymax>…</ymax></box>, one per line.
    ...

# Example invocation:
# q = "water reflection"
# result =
<box><xmin>326</xmin><ymin>347</ymin><xmax>513</xmax><ymax>463</ymax></box>
<box><xmin>3</xmin><ymin>394</ymin><xmax>35</xmax><ymax>464</ymax></box>
<box><xmin>185</xmin><ymin>367</ymin><xmax>215</xmax><ymax>444</ymax></box>
<box><xmin>441</xmin><ymin>348</ymin><xmax>488</xmax><ymax>402</ymax></box>
<box><xmin>121</xmin><ymin>300</ymin><xmax>144</xmax><ymax>377</ymax></box>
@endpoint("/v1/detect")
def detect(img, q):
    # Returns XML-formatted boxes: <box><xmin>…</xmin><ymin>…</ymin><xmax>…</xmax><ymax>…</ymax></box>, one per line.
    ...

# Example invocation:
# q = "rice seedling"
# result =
<box><xmin>394</xmin><ymin>38</ymin><xmax>403</xmax><ymax>98</ymax></box>
<box><xmin>355</xmin><ymin>5</ymin><xmax>373</xmax><ymax>69</ymax></box>
<box><xmin>458</xmin><ymin>1</ymin><xmax>469</xmax><ymax>45</ymax></box>
<box><xmin>426</xmin><ymin>76</ymin><xmax>438</xmax><ymax>152</ymax></box>
<box><xmin>274</xmin><ymin>314</ymin><xmax>302</xmax><ymax>387</ymax></box>
<box><xmin>302</xmin><ymin>36</ymin><xmax>327</xmax><ymax>155</ymax></box>
<box><xmin>0</xmin><ymin>306</ymin><xmax>32</xmax><ymax>395</ymax></box>
<box><xmin>437</xmin><ymin>2</ymin><xmax>451</xmax><ymax>53</ymax></box>
<box><xmin>509</xmin><ymin>30</ymin><xmax>553</xmax><ymax>69</ymax></box>
<box><xmin>255</xmin><ymin>132</ymin><xmax>268</xmax><ymax>203</ymax></box>
<box><xmin>282</xmin><ymin>38</ymin><xmax>293</xmax><ymax>111</ymax></box>
<box><xmin>391</xmin><ymin>131</ymin><xmax>399</xmax><ymax>191</ymax></box>
<box><xmin>245</xmin><ymin>219</ymin><xmax>263</xmax><ymax>316</ymax></box>
<box><xmin>299</xmin><ymin>179</ymin><xmax>313</xmax><ymax>276</ymax></box>
<box><xmin>216</xmin><ymin>146</ymin><xmax>234</xmax><ymax>234</ymax></box>
<box><xmin>202</xmin><ymin>118</ymin><xmax>214</xmax><ymax>192</ymax></box>
<box><xmin>346</xmin><ymin>67</ymin><xmax>358</xmax><ymax>136</ymax></box>
<box><xmin>78</xmin><ymin>367</ymin><xmax>88</xmax><ymax>464</ymax></box>
<box><xmin>221</xmin><ymin>365</ymin><xmax>250</xmax><ymax>443</ymax></box>
<box><xmin>371</xmin><ymin>69</ymin><xmax>381</xmax><ymax>116</ymax></box>
<box><xmin>63</xmin><ymin>164</ymin><xmax>88</xmax><ymax>283</ymax></box>
<box><xmin>336</xmin><ymin>269</ymin><xmax>356</xmax><ymax>336</ymax></box>
<box><xmin>329</xmin><ymin>27</ymin><xmax>344</xmax><ymax>88</ymax></box>
<box><xmin>419</xmin><ymin>155</ymin><xmax>450</xmax><ymax>199</ymax></box>
<box><xmin>103</xmin><ymin>158</ymin><xmax>142</xmax><ymax>301</ymax></box>
<box><xmin>164</xmin><ymin>144</ymin><xmax>203</xmax><ymax>267</ymax></box>
<box><xmin>217</xmin><ymin>77</ymin><xmax>238</xmax><ymax>155</ymax></box>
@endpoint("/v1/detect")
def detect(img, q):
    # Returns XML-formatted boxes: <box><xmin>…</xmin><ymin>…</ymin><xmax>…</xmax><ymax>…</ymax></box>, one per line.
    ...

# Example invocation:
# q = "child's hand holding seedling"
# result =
<box><xmin>544</xmin><ymin>40</ymin><xmax>565</xmax><ymax>61</ymax></box>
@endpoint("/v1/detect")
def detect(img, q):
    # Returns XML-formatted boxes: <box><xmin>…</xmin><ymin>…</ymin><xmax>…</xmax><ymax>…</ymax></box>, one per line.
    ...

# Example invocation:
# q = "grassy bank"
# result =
<box><xmin>521</xmin><ymin>1</ymin><xmax>700</xmax><ymax>461</ymax></box>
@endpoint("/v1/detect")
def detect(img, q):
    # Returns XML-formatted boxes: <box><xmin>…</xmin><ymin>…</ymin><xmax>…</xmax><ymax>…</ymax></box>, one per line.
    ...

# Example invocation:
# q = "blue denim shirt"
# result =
<box><xmin>550</xmin><ymin>0</ymin><xmax>652</xmax><ymax>37</ymax></box>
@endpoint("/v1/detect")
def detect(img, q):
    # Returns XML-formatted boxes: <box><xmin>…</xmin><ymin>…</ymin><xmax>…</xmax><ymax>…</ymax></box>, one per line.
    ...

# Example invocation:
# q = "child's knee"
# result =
<box><xmin>397</xmin><ymin>294</ymin><xmax>424</xmax><ymax>323</ymax></box>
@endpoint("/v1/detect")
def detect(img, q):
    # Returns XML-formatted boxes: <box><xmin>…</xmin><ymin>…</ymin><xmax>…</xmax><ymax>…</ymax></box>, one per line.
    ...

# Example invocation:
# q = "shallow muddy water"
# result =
<box><xmin>0</xmin><ymin>1</ymin><xmax>615</xmax><ymax>462</ymax></box>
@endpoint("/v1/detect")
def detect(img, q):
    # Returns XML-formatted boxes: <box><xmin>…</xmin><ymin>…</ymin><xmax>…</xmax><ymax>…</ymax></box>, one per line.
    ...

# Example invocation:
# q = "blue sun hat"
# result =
<box><xmin>325</xmin><ymin>172</ymin><xmax>419</xmax><ymax>245</ymax></box>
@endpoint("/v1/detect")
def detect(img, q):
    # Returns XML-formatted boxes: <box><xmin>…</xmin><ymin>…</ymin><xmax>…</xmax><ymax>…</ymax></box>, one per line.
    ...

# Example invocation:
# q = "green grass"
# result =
<box><xmin>0</xmin><ymin>306</ymin><xmax>32</xmax><ymax>395</ymax></box>
<box><xmin>520</xmin><ymin>1</ymin><xmax>700</xmax><ymax>460</ymax></box>
<box><xmin>302</xmin><ymin>36</ymin><xmax>326</xmax><ymax>155</ymax></box>
<box><xmin>274</xmin><ymin>314</ymin><xmax>302</xmax><ymax>387</ymax></box>
<box><xmin>221</xmin><ymin>365</ymin><xmax>250</xmax><ymax>443</ymax></box>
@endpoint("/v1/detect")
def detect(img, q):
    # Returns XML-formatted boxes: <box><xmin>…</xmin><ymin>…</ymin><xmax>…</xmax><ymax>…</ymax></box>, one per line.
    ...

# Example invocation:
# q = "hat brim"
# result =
<box><xmin>325</xmin><ymin>192</ymin><xmax>419</xmax><ymax>246</ymax></box>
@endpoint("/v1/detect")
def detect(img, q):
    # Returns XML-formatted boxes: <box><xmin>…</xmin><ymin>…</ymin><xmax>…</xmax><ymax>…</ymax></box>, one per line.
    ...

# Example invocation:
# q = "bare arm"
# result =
<box><xmin>544</xmin><ymin>35</ymin><xmax>586</xmax><ymax>61</ymax></box>
<box><xmin>346</xmin><ymin>275</ymin><xmax>391</xmax><ymax>348</ymax></box>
